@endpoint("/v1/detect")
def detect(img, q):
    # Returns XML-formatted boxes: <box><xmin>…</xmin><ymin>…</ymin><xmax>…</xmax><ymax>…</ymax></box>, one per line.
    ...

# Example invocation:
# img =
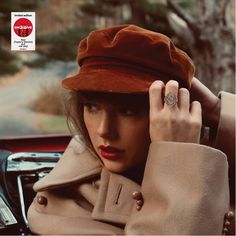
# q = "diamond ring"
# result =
<box><xmin>164</xmin><ymin>92</ymin><xmax>178</xmax><ymax>107</ymax></box>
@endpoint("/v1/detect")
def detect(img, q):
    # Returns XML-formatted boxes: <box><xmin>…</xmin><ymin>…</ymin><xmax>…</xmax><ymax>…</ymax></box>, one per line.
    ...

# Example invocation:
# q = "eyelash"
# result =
<box><xmin>84</xmin><ymin>102</ymin><xmax>140</xmax><ymax>116</ymax></box>
<box><xmin>119</xmin><ymin>107</ymin><xmax>137</xmax><ymax>116</ymax></box>
<box><xmin>84</xmin><ymin>103</ymin><xmax>101</xmax><ymax>113</ymax></box>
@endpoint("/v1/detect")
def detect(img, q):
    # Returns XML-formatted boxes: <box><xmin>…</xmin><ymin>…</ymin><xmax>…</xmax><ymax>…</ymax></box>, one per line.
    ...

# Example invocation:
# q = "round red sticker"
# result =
<box><xmin>14</xmin><ymin>18</ymin><xmax>33</xmax><ymax>37</ymax></box>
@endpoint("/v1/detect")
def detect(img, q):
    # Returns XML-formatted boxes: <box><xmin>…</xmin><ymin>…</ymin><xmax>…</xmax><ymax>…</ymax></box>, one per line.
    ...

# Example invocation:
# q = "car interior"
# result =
<box><xmin>0</xmin><ymin>134</ymin><xmax>71</xmax><ymax>234</ymax></box>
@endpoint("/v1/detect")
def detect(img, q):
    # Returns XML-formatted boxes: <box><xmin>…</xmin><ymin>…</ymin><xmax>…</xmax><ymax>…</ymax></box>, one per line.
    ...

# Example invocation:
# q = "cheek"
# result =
<box><xmin>124</xmin><ymin>118</ymin><xmax>150</xmax><ymax>150</ymax></box>
<box><xmin>122</xmin><ymin>118</ymin><xmax>150</xmax><ymax>168</ymax></box>
<box><xmin>83</xmin><ymin>112</ymin><xmax>96</xmax><ymax>142</ymax></box>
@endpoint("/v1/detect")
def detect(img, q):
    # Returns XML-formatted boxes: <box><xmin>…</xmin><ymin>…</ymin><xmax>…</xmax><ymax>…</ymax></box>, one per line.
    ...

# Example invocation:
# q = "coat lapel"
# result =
<box><xmin>33</xmin><ymin>136</ymin><xmax>141</xmax><ymax>225</ymax></box>
<box><xmin>34</xmin><ymin>136</ymin><xmax>102</xmax><ymax>191</ymax></box>
<box><xmin>92</xmin><ymin>168</ymin><xmax>140</xmax><ymax>225</ymax></box>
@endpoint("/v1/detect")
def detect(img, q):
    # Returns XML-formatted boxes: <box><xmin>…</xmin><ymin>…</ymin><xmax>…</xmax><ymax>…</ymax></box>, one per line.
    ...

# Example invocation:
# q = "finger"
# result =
<box><xmin>164</xmin><ymin>80</ymin><xmax>179</xmax><ymax>109</ymax></box>
<box><xmin>149</xmin><ymin>80</ymin><xmax>165</xmax><ymax>112</ymax></box>
<box><xmin>190</xmin><ymin>77</ymin><xmax>212</xmax><ymax>103</ymax></box>
<box><xmin>178</xmin><ymin>88</ymin><xmax>190</xmax><ymax>112</ymax></box>
<box><xmin>190</xmin><ymin>101</ymin><xmax>202</xmax><ymax>123</ymax></box>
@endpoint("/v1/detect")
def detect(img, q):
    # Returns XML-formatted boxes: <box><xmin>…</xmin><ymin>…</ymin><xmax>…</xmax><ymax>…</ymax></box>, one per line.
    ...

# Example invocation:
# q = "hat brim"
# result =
<box><xmin>62</xmin><ymin>67</ymin><xmax>165</xmax><ymax>94</ymax></box>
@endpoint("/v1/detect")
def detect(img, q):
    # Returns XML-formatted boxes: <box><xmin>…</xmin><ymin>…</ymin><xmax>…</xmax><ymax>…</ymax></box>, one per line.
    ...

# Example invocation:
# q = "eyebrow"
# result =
<box><xmin>81</xmin><ymin>95</ymin><xmax>150</xmax><ymax>116</ymax></box>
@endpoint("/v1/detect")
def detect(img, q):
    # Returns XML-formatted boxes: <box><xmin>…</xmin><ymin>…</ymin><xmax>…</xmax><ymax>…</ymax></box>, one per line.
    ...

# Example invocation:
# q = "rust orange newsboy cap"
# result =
<box><xmin>62</xmin><ymin>24</ymin><xmax>195</xmax><ymax>93</ymax></box>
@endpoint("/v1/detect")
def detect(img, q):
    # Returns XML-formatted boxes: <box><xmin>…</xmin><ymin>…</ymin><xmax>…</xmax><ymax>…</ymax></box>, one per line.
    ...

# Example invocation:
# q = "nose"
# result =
<box><xmin>97</xmin><ymin>110</ymin><xmax>118</xmax><ymax>140</ymax></box>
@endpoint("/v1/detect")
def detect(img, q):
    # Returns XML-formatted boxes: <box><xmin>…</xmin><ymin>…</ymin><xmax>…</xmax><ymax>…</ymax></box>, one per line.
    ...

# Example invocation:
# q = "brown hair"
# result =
<box><xmin>64</xmin><ymin>90</ymin><xmax>95</xmax><ymax>153</ymax></box>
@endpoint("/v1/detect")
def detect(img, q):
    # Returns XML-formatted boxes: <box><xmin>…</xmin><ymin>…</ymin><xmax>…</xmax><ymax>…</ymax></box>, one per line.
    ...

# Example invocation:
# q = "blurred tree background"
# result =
<box><xmin>0</xmin><ymin>0</ymin><xmax>42</xmax><ymax>75</ymax></box>
<box><xmin>0</xmin><ymin>0</ymin><xmax>235</xmax><ymax>94</ymax></box>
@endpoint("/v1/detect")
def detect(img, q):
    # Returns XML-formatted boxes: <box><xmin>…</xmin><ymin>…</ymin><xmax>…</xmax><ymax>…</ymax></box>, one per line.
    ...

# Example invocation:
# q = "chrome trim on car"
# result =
<box><xmin>7</xmin><ymin>152</ymin><xmax>62</xmax><ymax>173</ymax></box>
<box><xmin>5</xmin><ymin>152</ymin><xmax>62</xmax><ymax>228</ymax></box>
<box><xmin>17</xmin><ymin>175</ymin><xmax>28</xmax><ymax>226</ymax></box>
<box><xmin>0</xmin><ymin>197</ymin><xmax>17</xmax><ymax>228</ymax></box>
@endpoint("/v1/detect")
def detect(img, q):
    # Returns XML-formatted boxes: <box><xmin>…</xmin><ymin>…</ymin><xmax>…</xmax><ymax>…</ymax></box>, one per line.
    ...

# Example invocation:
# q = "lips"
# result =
<box><xmin>99</xmin><ymin>145</ymin><xmax>124</xmax><ymax>160</ymax></box>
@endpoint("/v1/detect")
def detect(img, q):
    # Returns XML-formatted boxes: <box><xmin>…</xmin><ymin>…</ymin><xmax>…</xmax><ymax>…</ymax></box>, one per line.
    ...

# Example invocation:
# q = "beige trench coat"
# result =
<box><xmin>28</xmin><ymin>92</ymin><xmax>235</xmax><ymax>235</ymax></box>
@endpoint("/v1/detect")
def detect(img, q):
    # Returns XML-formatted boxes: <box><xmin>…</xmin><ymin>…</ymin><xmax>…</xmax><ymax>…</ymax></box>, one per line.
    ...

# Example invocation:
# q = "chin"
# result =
<box><xmin>104</xmin><ymin>163</ymin><xmax>128</xmax><ymax>174</ymax></box>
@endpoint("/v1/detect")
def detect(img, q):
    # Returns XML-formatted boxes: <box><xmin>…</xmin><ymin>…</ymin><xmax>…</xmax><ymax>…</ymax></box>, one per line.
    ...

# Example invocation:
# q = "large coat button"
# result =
<box><xmin>132</xmin><ymin>191</ymin><xmax>144</xmax><ymax>211</ymax></box>
<box><xmin>37</xmin><ymin>195</ymin><xmax>48</xmax><ymax>206</ymax></box>
<box><xmin>225</xmin><ymin>211</ymin><xmax>234</xmax><ymax>220</ymax></box>
<box><xmin>222</xmin><ymin>211</ymin><xmax>235</xmax><ymax>235</ymax></box>
<box><xmin>132</xmin><ymin>191</ymin><xmax>143</xmax><ymax>200</ymax></box>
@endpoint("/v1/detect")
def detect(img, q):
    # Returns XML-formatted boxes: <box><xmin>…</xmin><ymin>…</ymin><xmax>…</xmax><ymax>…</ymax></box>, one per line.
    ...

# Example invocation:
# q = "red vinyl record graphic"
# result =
<box><xmin>13</xmin><ymin>18</ymin><xmax>33</xmax><ymax>37</ymax></box>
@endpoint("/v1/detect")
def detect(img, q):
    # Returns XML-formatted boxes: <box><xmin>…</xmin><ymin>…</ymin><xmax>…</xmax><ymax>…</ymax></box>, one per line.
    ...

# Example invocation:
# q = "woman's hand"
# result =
<box><xmin>149</xmin><ymin>80</ymin><xmax>202</xmax><ymax>143</ymax></box>
<box><xmin>190</xmin><ymin>77</ymin><xmax>221</xmax><ymax>129</ymax></box>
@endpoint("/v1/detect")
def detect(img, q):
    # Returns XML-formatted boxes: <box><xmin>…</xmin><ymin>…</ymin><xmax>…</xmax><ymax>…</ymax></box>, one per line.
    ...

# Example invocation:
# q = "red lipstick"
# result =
<box><xmin>99</xmin><ymin>145</ymin><xmax>124</xmax><ymax>160</ymax></box>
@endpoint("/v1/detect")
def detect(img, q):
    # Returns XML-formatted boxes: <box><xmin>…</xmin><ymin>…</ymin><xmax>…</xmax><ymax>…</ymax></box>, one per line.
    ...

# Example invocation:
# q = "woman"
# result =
<box><xmin>28</xmin><ymin>25</ymin><xmax>235</xmax><ymax>235</ymax></box>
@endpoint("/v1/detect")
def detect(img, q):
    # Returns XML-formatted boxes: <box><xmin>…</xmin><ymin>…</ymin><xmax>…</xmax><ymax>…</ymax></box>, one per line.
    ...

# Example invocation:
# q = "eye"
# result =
<box><xmin>119</xmin><ymin>107</ymin><xmax>138</xmax><ymax>116</ymax></box>
<box><xmin>84</xmin><ymin>102</ymin><xmax>101</xmax><ymax>113</ymax></box>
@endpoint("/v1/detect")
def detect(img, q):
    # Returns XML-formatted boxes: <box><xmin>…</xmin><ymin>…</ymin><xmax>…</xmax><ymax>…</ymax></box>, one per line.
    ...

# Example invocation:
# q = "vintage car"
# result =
<box><xmin>0</xmin><ymin>135</ymin><xmax>235</xmax><ymax>235</ymax></box>
<box><xmin>0</xmin><ymin>134</ymin><xmax>72</xmax><ymax>234</ymax></box>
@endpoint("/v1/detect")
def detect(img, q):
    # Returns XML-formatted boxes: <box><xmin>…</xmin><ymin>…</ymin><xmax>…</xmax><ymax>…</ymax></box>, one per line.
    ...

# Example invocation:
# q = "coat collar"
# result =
<box><xmin>34</xmin><ymin>136</ymin><xmax>103</xmax><ymax>191</ymax></box>
<box><xmin>33</xmin><ymin>136</ymin><xmax>141</xmax><ymax>225</ymax></box>
<box><xmin>92</xmin><ymin>168</ymin><xmax>140</xmax><ymax>225</ymax></box>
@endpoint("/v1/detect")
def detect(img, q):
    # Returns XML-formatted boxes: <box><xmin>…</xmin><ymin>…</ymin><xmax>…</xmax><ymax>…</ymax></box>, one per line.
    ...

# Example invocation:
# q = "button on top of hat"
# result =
<box><xmin>37</xmin><ymin>195</ymin><xmax>47</xmax><ymax>206</ymax></box>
